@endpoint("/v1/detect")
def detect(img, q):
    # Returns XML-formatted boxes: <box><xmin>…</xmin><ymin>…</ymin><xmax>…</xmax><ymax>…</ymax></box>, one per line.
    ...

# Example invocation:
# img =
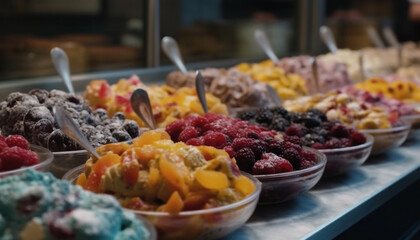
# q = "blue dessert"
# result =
<box><xmin>0</xmin><ymin>170</ymin><xmax>151</xmax><ymax>240</ymax></box>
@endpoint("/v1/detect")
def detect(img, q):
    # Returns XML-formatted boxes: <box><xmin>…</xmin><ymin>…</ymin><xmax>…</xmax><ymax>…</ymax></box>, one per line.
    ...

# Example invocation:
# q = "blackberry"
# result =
<box><xmin>238</xmin><ymin>111</ymin><xmax>256</xmax><ymax>121</ymax></box>
<box><xmin>234</xmin><ymin>147</ymin><xmax>256</xmax><ymax>173</ymax></box>
<box><xmin>301</xmin><ymin>113</ymin><xmax>322</xmax><ymax>127</ymax></box>
<box><xmin>280</xmin><ymin>148</ymin><xmax>302</xmax><ymax>169</ymax></box>
<box><xmin>271</xmin><ymin>106</ymin><xmax>291</xmax><ymax>120</ymax></box>
<box><xmin>270</xmin><ymin>116</ymin><xmax>290</xmax><ymax>131</ymax></box>
<box><xmin>112</xmin><ymin>112</ymin><xmax>126</xmax><ymax>121</ymax></box>
<box><xmin>123</xmin><ymin>121</ymin><xmax>140</xmax><ymax>138</ymax></box>
<box><xmin>307</xmin><ymin>109</ymin><xmax>327</xmax><ymax>121</ymax></box>
<box><xmin>112</xmin><ymin>131</ymin><xmax>131</xmax><ymax>142</ymax></box>
<box><xmin>256</xmin><ymin>109</ymin><xmax>273</xmax><ymax>124</ymax></box>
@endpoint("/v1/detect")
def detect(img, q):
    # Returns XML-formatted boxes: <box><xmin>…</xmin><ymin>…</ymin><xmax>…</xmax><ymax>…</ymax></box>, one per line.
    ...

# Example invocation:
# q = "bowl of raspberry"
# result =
<box><xmin>0</xmin><ymin>134</ymin><xmax>53</xmax><ymax>178</ymax></box>
<box><xmin>165</xmin><ymin>113</ymin><xmax>327</xmax><ymax>204</ymax></box>
<box><xmin>360</xmin><ymin>124</ymin><xmax>410</xmax><ymax>155</ymax></box>
<box><xmin>235</xmin><ymin>107</ymin><xmax>374</xmax><ymax>177</ymax></box>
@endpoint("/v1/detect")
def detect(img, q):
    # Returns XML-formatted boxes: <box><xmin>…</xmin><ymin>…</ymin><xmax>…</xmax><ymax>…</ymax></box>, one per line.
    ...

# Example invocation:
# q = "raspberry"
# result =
<box><xmin>330</xmin><ymin>124</ymin><xmax>349</xmax><ymax>138</ymax></box>
<box><xmin>190</xmin><ymin>116</ymin><xmax>208</xmax><ymax>133</ymax></box>
<box><xmin>5</xmin><ymin>135</ymin><xmax>29</xmax><ymax>150</ymax></box>
<box><xmin>166</xmin><ymin>120</ymin><xmax>187</xmax><ymax>141</ymax></box>
<box><xmin>300</xmin><ymin>160</ymin><xmax>316</xmax><ymax>169</ymax></box>
<box><xmin>350</xmin><ymin>131</ymin><xmax>366</xmax><ymax>146</ymax></box>
<box><xmin>0</xmin><ymin>146</ymin><xmax>40</xmax><ymax>171</ymax></box>
<box><xmin>267</xmin><ymin>140</ymin><xmax>282</xmax><ymax>155</ymax></box>
<box><xmin>178</xmin><ymin>127</ymin><xmax>199</xmax><ymax>142</ymax></box>
<box><xmin>186</xmin><ymin>137</ymin><xmax>203</xmax><ymax>146</ymax></box>
<box><xmin>340</xmin><ymin>138</ymin><xmax>352</xmax><ymax>148</ymax></box>
<box><xmin>246</xmin><ymin>131</ymin><xmax>259</xmax><ymax>139</ymax></box>
<box><xmin>0</xmin><ymin>141</ymin><xmax>8</xmax><ymax>152</ymax></box>
<box><xmin>279</xmin><ymin>148</ymin><xmax>301</xmax><ymax>169</ymax></box>
<box><xmin>279</xmin><ymin>141</ymin><xmax>302</xmax><ymax>153</ymax></box>
<box><xmin>311</xmin><ymin>142</ymin><xmax>325</xmax><ymax>149</ymax></box>
<box><xmin>253</xmin><ymin>159</ymin><xmax>276</xmax><ymax>175</ymax></box>
<box><xmin>223</xmin><ymin>146</ymin><xmax>234</xmax><ymax>158</ymax></box>
<box><xmin>0</xmin><ymin>135</ymin><xmax>5</xmax><ymax>142</ymax></box>
<box><xmin>324</xmin><ymin>138</ymin><xmax>342</xmax><ymax>149</ymax></box>
<box><xmin>301</xmin><ymin>150</ymin><xmax>317</xmax><ymax>162</ymax></box>
<box><xmin>284</xmin><ymin>135</ymin><xmax>303</xmax><ymax>145</ymax></box>
<box><xmin>285</xmin><ymin>124</ymin><xmax>307</xmax><ymax>137</ymax></box>
<box><xmin>261</xmin><ymin>153</ymin><xmax>293</xmax><ymax>173</ymax></box>
<box><xmin>203</xmin><ymin>132</ymin><xmax>227</xmax><ymax>149</ymax></box>
<box><xmin>232</xmin><ymin>138</ymin><xmax>254</xmax><ymax>151</ymax></box>
<box><xmin>234</xmin><ymin>147</ymin><xmax>255</xmax><ymax>173</ymax></box>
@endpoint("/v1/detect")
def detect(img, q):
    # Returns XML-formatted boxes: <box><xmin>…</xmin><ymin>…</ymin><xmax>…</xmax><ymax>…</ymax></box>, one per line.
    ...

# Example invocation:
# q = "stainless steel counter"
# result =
<box><xmin>224</xmin><ymin>138</ymin><xmax>420</xmax><ymax>240</ymax></box>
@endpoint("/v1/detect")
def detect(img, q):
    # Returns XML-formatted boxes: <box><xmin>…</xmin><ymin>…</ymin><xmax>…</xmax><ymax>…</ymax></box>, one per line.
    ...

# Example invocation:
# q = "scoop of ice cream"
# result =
<box><xmin>0</xmin><ymin>90</ymin><xmax>140</xmax><ymax>151</ymax></box>
<box><xmin>0</xmin><ymin>170</ymin><xmax>150</xmax><ymax>240</ymax></box>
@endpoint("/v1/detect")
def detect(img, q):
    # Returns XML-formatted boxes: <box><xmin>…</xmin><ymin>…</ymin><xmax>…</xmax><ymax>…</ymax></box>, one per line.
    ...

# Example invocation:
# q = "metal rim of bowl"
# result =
<box><xmin>63</xmin><ymin>165</ymin><xmax>262</xmax><ymax>217</ymax></box>
<box><xmin>253</xmin><ymin>147</ymin><xmax>327</xmax><ymax>180</ymax></box>
<box><xmin>0</xmin><ymin>144</ymin><xmax>54</xmax><ymax>177</ymax></box>
<box><xmin>318</xmin><ymin>133</ymin><xmax>374</xmax><ymax>154</ymax></box>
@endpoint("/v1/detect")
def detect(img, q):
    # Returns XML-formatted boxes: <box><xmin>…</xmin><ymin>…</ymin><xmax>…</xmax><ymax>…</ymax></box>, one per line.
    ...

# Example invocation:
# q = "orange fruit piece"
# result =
<box><xmin>163</xmin><ymin>191</ymin><xmax>184</xmax><ymax>213</ymax></box>
<box><xmin>92</xmin><ymin>153</ymin><xmax>121</xmax><ymax>176</ymax></box>
<box><xmin>195</xmin><ymin>170</ymin><xmax>229</xmax><ymax>190</ymax></box>
<box><xmin>85</xmin><ymin>172</ymin><xmax>101</xmax><ymax>192</ymax></box>
<box><xmin>76</xmin><ymin>173</ymin><xmax>87</xmax><ymax>187</ymax></box>
<box><xmin>133</xmin><ymin>129</ymin><xmax>171</xmax><ymax>147</ymax></box>
<box><xmin>234</xmin><ymin>175</ymin><xmax>255</xmax><ymax>196</ymax></box>
<box><xmin>96</xmin><ymin>142</ymin><xmax>130</xmax><ymax>156</ymax></box>
<box><xmin>123</xmin><ymin>163</ymin><xmax>139</xmax><ymax>185</ymax></box>
<box><xmin>183</xmin><ymin>191</ymin><xmax>213</xmax><ymax>211</ymax></box>
<box><xmin>159</xmin><ymin>157</ymin><xmax>184</xmax><ymax>190</ymax></box>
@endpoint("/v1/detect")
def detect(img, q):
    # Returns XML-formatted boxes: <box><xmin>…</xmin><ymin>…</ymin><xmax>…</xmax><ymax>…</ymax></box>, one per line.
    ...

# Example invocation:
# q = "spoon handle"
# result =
<box><xmin>266</xmin><ymin>84</ymin><xmax>282</xmax><ymax>106</ymax></box>
<box><xmin>161</xmin><ymin>36</ymin><xmax>188</xmax><ymax>74</ymax></box>
<box><xmin>130</xmin><ymin>88</ymin><xmax>157</xmax><ymax>129</ymax></box>
<box><xmin>54</xmin><ymin>106</ymin><xmax>100</xmax><ymax>159</ymax></box>
<box><xmin>359</xmin><ymin>51</ymin><xmax>366</xmax><ymax>80</ymax></box>
<box><xmin>311</xmin><ymin>57</ymin><xmax>320</xmax><ymax>93</ymax></box>
<box><xmin>320</xmin><ymin>26</ymin><xmax>338</xmax><ymax>53</ymax></box>
<box><xmin>382</xmin><ymin>27</ymin><xmax>403</xmax><ymax>67</ymax></box>
<box><xmin>51</xmin><ymin>47</ymin><xmax>75</xmax><ymax>94</ymax></box>
<box><xmin>254</xmin><ymin>29</ymin><xmax>279</xmax><ymax>63</ymax></box>
<box><xmin>366</xmin><ymin>26</ymin><xmax>385</xmax><ymax>49</ymax></box>
<box><xmin>195</xmin><ymin>71</ymin><xmax>208</xmax><ymax>113</ymax></box>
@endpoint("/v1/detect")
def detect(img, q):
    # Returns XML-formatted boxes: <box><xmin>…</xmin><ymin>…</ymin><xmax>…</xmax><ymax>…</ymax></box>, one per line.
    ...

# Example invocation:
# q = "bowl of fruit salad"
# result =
<box><xmin>0</xmin><ymin>134</ymin><xmax>53</xmax><ymax>178</ymax></box>
<box><xmin>234</xmin><ymin>107</ymin><xmax>374</xmax><ymax>177</ymax></box>
<box><xmin>64</xmin><ymin>129</ymin><xmax>261</xmax><ymax>240</ymax></box>
<box><xmin>165</xmin><ymin>113</ymin><xmax>326</xmax><ymax>203</ymax></box>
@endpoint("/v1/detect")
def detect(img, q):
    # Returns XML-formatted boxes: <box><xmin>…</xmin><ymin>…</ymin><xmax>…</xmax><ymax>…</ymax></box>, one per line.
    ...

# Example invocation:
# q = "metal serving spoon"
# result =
<box><xmin>266</xmin><ymin>84</ymin><xmax>282</xmax><ymax>106</ymax></box>
<box><xmin>382</xmin><ymin>27</ymin><xmax>403</xmax><ymax>67</ymax></box>
<box><xmin>195</xmin><ymin>71</ymin><xmax>208</xmax><ymax>113</ymax></box>
<box><xmin>311</xmin><ymin>57</ymin><xmax>320</xmax><ymax>93</ymax></box>
<box><xmin>254</xmin><ymin>29</ymin><xmax>279</xmax><ymax>63</ymax></box>
<box><xmin>54</xmin><ymin>106</ymin><xmax>100</xmax><ymax>159</ymax></box>
<box><xmin>130</xmin><ymin>88</ymin><xmax>156</xmax><ymax>130</ymax></box>
<box><xmin>320</xmin><ymin>26</ymin><xmax>338</xmax><ymax>53</ymax></box>
<box><xmin>161</xmin><ymin>36</ymin><xmax>188</xmax><ymax>74</ymax></box>
<box><xmin>51</xmin><ymin>47</ymin><xmax>75</xmax><ymax>94</ymax></box>
<box><xmin>366</xmin><ymin>26</ymin><xmax>385</xmax><ymax>49</ymax></box>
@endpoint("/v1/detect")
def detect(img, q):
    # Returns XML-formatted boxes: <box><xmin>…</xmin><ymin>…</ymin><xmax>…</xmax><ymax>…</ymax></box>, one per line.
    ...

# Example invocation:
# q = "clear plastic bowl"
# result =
<box><xmin>319</xmin><ymin>133</ymin><xmax>374</xmax><ymax>177</ymax></box>
<box><xmin>132</xmin><ymin>214</ymin><xmax>158</xmax><ymax>240</ymax></box>
<box><xmin>63</xmin><ymin>168</ymin><xmax>262</xmax><ymax>240</ymax></box>
<box><xmin>360</xmin><ymin>124</ymin><xmax>410</xmax><ymax>155</ymax></box>
<box><xmin>254</xmin><ymin>147</ymin><xmax>326</xmax><ymax>204</ymax></box>
<box><xmin>400</xmin><ymin>114</ymin><xmax>420</xmax><ymax>140</ymax></box>
<box><xmin>0</xmin><ymin>144</ymin><xmax>53</xmax><ymax>178</ymax></box>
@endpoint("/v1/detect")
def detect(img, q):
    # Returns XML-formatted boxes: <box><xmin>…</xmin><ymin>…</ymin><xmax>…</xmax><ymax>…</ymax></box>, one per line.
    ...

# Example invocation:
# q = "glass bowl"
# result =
<box><xmin>400</xmin><ymin>114</ymin><xmax>420</xmax><ymax>140</ymax></box>
<box><xmin>319</xmin><ymin>133</ymin><xmax>374</xmax><ymax>177</ymax></box>
<box><xmin>50</xmin><ymin>149</ymin><xmax>90</xmax><ymax>178</ymax></box>
<box><xmin>360</xmin><ymin>124</ymin><xmax>410</xmax><ymax>155</ymax></box>
<box><xmin>0</xmin><ymin>144</ymin><xmax>53</xmax><ymax>178</ymax></box>
<box><xmin>132</xmin><ymin>214</ymin><xmax>158</xmax><ymax>240</ymax></box>
<box><xmin>63</xmin><ymin>168</ymin><xmax>261</xmax><ymax>240</ymax></box>
<box><xmin>254</xmin><ymin>147</ymin><xmax>326</xmax><ymax>204</ymax></box>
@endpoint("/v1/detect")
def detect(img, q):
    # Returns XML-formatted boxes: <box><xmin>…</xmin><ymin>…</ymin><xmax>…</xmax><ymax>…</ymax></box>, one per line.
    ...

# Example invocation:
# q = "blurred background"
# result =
<box><xmin>0</xmin><ymin>0</ymin><xmax>416</xmax><ymax>80</ymax></box>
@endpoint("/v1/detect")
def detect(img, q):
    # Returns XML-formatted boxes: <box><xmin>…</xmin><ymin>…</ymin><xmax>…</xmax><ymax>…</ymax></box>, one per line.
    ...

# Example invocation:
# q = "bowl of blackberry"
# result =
<box><xmin>235</xmin><ymin>107</ymin><xmax>374</xmax><ymax>177</ymax></box>
<box><xmin>165</xmin><ymin>113</ymin><xmax>326</xmax><ymax>203</ymax></box>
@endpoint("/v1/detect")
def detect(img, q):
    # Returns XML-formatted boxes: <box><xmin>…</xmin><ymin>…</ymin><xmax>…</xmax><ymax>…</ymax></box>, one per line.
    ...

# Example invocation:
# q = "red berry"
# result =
<box><xmin>350</xmin><ymin>131</ymin><xmax>366</xmax><ymax>146</ymax></box>
<box><xmin>5</xmin><ymin>135</ymin><xmax>29</xmax><ymax>150</ymax></box>
<box><xmin>253</xmin><ymin>153</ymin><xmax>293</xmax><ymax>174</ymax></box>
<box><xmin>190</xmin><ymin>116</ymin><xmax>208</xmax><ymax>132</ymax></box>
<box><xmin>0</xmin><ymin>135</ymin><xmax>5</xmax><ymax>141</ymax></box>
<box><xmin>234</xmin><ymin>147</ymin><xmax>255</xmax><ymax>173</ymax></box>
<box><xmin>279</xmin><ymin>141</ymin><xmax>302</xmax><ymax>153</ymax></box>
<box><xmin>203</xmin><ymin>132</ymin><xmax>227</xmax><ymax>149</ymax></box>
<box><xmin>0</xmin><ymin>141</ymin><xmax>8</xmax><ymax>152</ymax></box>
<box><xmin>272</xmin><ymin>156</ymin><xmax>293</xmax><ymax>173</ymax></box>
<box><xmin>284</xmin><ymin>135</ymin><xmax>303</xmax><ymax>145</ymax></box>
<box><xmin>301</xmin><ymin>150</ymin><xmax>317</xmax><ymax>162</ymax></box>
<box><xmin>253</xmin><ymin>159</ymin><xmax>276</xmax><ymax>175</ymax></box>
<box><xmin>186</xmin><ymin>138</ymin><xmax>203</xmax><ymax>146</ymax></box>
<box><xmin>285</xmin><ymin>124</ymin><xmax>307</xmax><ymax>137</ymax></box>
<box><xmin>324</xmin><ymin>138</ymin><xmax>342</xmax><ymax>149</ymax></box>
<box><xmin>300</xmin><ymin>160</ymin><xmax>316</xmax><ymax>169</ymax></box>
<box><xmin>340</xmin><ymin>138</ymin><xmax>352</xmax><ymax>148</ymax></box>
<box><xmin>178</xmin><ymin>127</ymin><xmax>199</xmax><ymax>142</ymax></box>
<box><xmin>0</xmin><ymin>146</ymin><xmax>40</xmax><ymax>171</ymax></box>
<box><xmin>279</xmin><ymin>148</ymin><xmax>301</xmax><ymax>169</ymax></box>
<box><xmin>166</xmin><ymin>120</ymin><xmax>187</xmax><ymax>141</ymax></box>
<box><xmin>311</xmin><ymin>142</ymin><xmax>325</xmax><ymax>149</ymax></box>
<box><xmin>232</xmin><ymin>138</ymin><xmax>254</xmax><ymax>151</ymax></box>
<box><xmin>223</xmin><ymin>146</ymin><xmax>234</xmax><ymax>158</ymax></box>
<box><xmin>330</xmin><ymin>124</ymin><xmax>349</xmax><ymax>138</ymax></box>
